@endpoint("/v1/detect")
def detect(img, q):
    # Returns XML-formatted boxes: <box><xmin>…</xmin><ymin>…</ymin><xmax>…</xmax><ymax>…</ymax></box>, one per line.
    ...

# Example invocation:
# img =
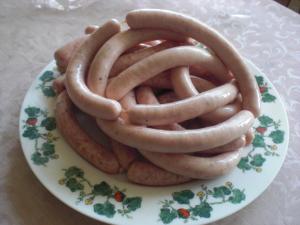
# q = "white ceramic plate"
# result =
<box><xmin>19</xmin><ymin>59</ymin><xmax>289</xmax><ymax>225</ymax></box>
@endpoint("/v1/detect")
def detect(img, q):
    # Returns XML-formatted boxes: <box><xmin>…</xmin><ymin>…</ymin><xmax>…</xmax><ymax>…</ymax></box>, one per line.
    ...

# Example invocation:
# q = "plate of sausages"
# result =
<box><xmin>19</xmin><ymin>9</ymin><xmax>289</xmax><ymax>225</ymax></box>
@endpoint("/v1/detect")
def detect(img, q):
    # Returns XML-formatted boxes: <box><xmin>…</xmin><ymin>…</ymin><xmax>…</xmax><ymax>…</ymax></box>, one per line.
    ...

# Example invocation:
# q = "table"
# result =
<box><xmin>0</xmin><ymin>0</ymin><xmax>299</xmax><ymax>224</ymax></box>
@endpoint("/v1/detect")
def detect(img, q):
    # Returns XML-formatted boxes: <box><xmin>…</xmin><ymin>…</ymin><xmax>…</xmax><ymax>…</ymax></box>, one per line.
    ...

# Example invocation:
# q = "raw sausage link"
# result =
<box><xmin>156</xmin><ymin>76</ymin><xmax>216</xmax><ymax>105</ymax></box>
<box><xmin>172</xmin><ymin>69</ymin><xmax>241</xmax><ymax>123</ymax></box>
<box><xmin>124</xmin><ymin>43</ymin><xmax>151</xmax><ymax>54</ymax></box>
<box><xmin>109</xmin><ymin>41</ymin><xmax>178</xmax><ymax>78</ymax></box>
<box><xmin>190</xmin><ymin>75</ymin><xmax>216</xmax><ymax>91</ymax></box>
<box><xmin>128</xmin><ymin>82</ymin><xmax>238</xmax><ymax>126</ymax></box>
<box><xmin>65</xmin><ymin>19</ymin><xmax>122</xmax><ymax>120</ymax></box>
<box><xmin>156</xmin><ymin>87</ymin><xmax>241</xmax><ymax>125</ymax></box>
<box><xmin>52</xmin><ymin>75</ymin><xmax>65</xmax><ymax>94</ymax></box>
<box><xmin>84</xmin><ymin>25</ymin><xmax>99</xmax><ymax>34</ymax></box>
<box><xmin>54</xmin><ymin>25</ymin><xmax>99</xmax><ymax>74</ymax></box>
<box><xmin>135</xmin><ymin>86</ymin><xmax>184</xmax><ymax>130</ymax></box>
<box><xmin>126</xmin><ymin>9</ymin><xmax>261</xmax><ymax>117</ymax></box>
<box><xmin>200</xmin><ymin>99</ymin><xmax>242</xmax><ymax>124</ymax></box>
<box><xmin>55</xmin><ymin>91</ymin><xmax>121</xmax><ymax>173</ymax></box>
<box><xmin>111</xmin><ymin>140</ymin><xmax>139</xmax><ymax>170</ymax></box>
<box><xmin>106</xmin><ymin>46</ymin><xmax>228</xmax><ymax>100</ymax></box>
<box><xmin>110</xmin><ymin>91</ymin><xmax>140</xmax><ymax>170</ymax></box>
<box><xmin>127</xmin><ymin>161</ymin><xmax>191</xmax><ymax>186</ymax></box>
<box><xmin>140</xmin><ymin>149</ymin><xmax>242</xmax><ymax>179</ymax></box>
<box><xmin>96</xmin><ymin>110</ymin><xmax>255</xmax><ymax>153</ymax></box>
<box><xmin>171</xmin><ymin>67</ymin><xmax>198</xmax><ymax>98</ymax></box>
<box><xmin>120</xmin><ymin>90</ymin><xmax>191</xmax><ymax>185</ymax></box>
<box><xmin>245</xmin><ymin>128</ymin><xmax>254</xmax><ymax>145</ymax></box>
<box><xmin>195</xmin><ymin>136</ymin><xmax>246</xmax><ymax>156</ymax></box>
<box><xmin>54</xmin><ymin>36</ymin><xmax>88</xmax><ymax>73</ymax></box>
<box><xmin>142</xmin><ymin>71</ymin><xmax>172</xmax><ymax>89</ymax></box>
<box><xmin>136</xmin><ymin>86</ymin><xmax>243</xmax><ymax>179</ymax></box>
<box><xmin>87</xmin><ymin>29</ymin><xmax>188</xmax><ymax>96</ymax></box>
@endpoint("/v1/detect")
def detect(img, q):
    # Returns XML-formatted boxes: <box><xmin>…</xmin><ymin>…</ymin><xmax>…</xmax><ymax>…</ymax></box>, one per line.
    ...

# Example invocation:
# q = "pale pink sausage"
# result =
<box><xmin>123</xmin><ymin>43</ymin><xmax>151</xmax><ymax>54</ymax></box>
<box><xmin>54</xmin><ymin>25</ymin><xmax>98</xmax><ymax>74</ymax></box>
<box><xmin>96</xmin><ymin>110</ymin><xmax>255</xmax><ymax>153</ymax></box>
<box><xmin>158</xmin><ymin>92</ymin><xmax>240</xmax><ymax>127</ymax></box>
<box><xmin>111</xmin><ymin>140</ymin><xmax>139</xmax><ymax>170</ymax></box>
<box><xmin>127</xmin><ymin>161</ymin><xmax>191</xmax><ymax>186</ymax></box>
<box><xmin>87</xmin><ymin>29</ymin><xmax>188</xmax><ymax>96</ymax></box>
<box><xmin>64</xmin><ymin>19</ymin><xmax>122</xmax><ymax>120</ymax></box>
<box><xmin>135</xmin><ymin>86</ymin><xmax>184</xmax><ymax>130</ymax></box>
<box><xmin>120</xmin><ymin>90</ymin><xmax>191</xmax><ymax>185</ymax></box>
<box><xmin>156</xmin><ymin>76</ymin><xmax>216</xmax><ymax>104</ymax></box>
<box><xmin>110</xmin><ymin>91</ymin><xmax>140</xmax><ymax>170</ymax></box>
<box><xmin>195</xmin><ymin>136</ymin><xmax>246</xmax><ymax>156</ymax></box>
<box><xmin>135</xmin><ymin>87</ymin><xmax>243</xmax><ymax>179</ymax></box>
<box><xmin>126</xmin><ymin>9</ymin><xmax>261</xmax><ymax>117</ymax></box>
<box><xmin>142</xmin><ymin>71</ymin><xmax>172</xmax><ymax>89</ymax></box>
<box><xmin>139</xmin><ymin>150</ymin><xmax>242</xmax><ymax>179</ymax></box>
<box><xmin>84</xmin><ymin>25</ymin><xmax>99</xmax><ymax>34</ymax></box>
<box><xmin>106</xmin><ymin>46</ymin><xmax>228</xmax><ymax>100</ymax></box>
<box><xmin>54</xmin><ymin>36</ymin><xmax>88</xmax><ymax>73</ymax></box>
<box><xmin>245</xmin><ymin>128</ymin><xmax>254</xmax><ymax>146</ymax></box>
<box><xmin>109</xmin><ymin>41</ymin><xmax>178</xmax><ymax>78</ymax></box>
<box><xmin>119</xmin><ymin>90</ymin><xmax>136</xmax><ymax>110</ymax></box>
<box><xmin>157</xmin><ymin>90</ymin><xmax>241</xmax><ymax>126</ymax></box>
<box><xmin>52</xmin><ymin>75</ymin><xmax>65</xmax><ymax>94</ymax></box>
<box><xmin>171</xmin><ymin>67</ymin><xmax>198</xmax><ymax>98</ymax></box>
<box><xmin>55</xmin><ymin>91</ymin><xmax>121</xmax><ymax>174</ymax></box>
<box><xmin>190</xmin><ymin>65</ymin><xmax>233</xmax><ymax>84</ymax></box>
<box><xmin>172</xmin><ymin>72</ymin><xmax>242</xmax><ymax>123</ymax></box>
<box><xmin>135</xmin><ymin>86</ymin><xmax>159</xmax><ymax>105</ymax></box>
<box><xmin>190</xmin><ymin>75</ymin><xmax>216</xmax><ymax>91</ymax></box>
<box><xmin>201</xmin><ymin>99</ymin><xmax>242</xmax><ymax>124</ymax></box>
<box><xmin>128</xmin><ymin>82</ymin><xmax>238</xmax><ymax>126</ymax></box>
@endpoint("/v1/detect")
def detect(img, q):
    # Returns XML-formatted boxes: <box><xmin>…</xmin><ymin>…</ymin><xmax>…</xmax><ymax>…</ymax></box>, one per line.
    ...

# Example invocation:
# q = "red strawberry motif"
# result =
<box><xmin>114</xmin><ymin>191</ymin><xmax>125</xmax><ymax>202</ymax></box>
<box><xmin>259</xmin><ymin>86</ymin><xmax>267</xmax><ymax>94</ymax></box>
<box><xmin>26</xmin><ymin>118</ymin><xmax>37</xmax><ymax>126</ymax></box>
<box><xmin>256</xmin><ymin>127</ymin><xmax>267</xmax><ymax>134</ymax></box>
<box><xmin>177</xmin><ymin>208</ymin><xmax>190</xmax><ymax>218</ymax></box>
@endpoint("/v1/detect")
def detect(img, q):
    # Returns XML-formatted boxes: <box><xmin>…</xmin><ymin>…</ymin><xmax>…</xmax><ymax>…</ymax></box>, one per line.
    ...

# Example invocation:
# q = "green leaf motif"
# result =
<box><xmin>65</xmin><ymin>166</ymin><xmax>84</xmax><ymax>178</ymax></box>
<box><xmin>42</xmin><ymin>86</ymin><xmax>56</xmax><ymax>97</ymax></box>
<box><xmin>212</xmin><ymin>186</ymin><xmax>231</xmax><ymax>198</ymax></box>
<box><xmin>237</xmin><ymin>157</ymin><xmax>251</xmax><ymax>171</ymax></box>
<box><xmin>192</xmin><ymin>202</ymin><xmax>212</xmax><ymax>218</ymax></box>
<box><xmin>123</xmin><ymin>197</ymin><xmax>142</xmax><ymax>212</ymax></box>
<box><xmin>66</xmin><ymin>178</ymin><xmax>84</xmax><ymax>192</ymax></box>
<box><xmin>94</xmin><ymin>202</ymin><xmax>116</xmax><ymax>218</ymax></box>
<box><xmin>93</xmin><ymin>181</ymin><xmax>113</xmax><ymax>196</ymax></box>
<box><xmin>40</xmin><ymin>71</ymin><xmax>54</xmax><ymax>82</ymax></box>
<box><xmin>41</xmin><ymin>117</ymin><xmax>56</xmax><ymax>131</ymax></box>
<box><xmin>229</xmin><ymin>189</ymin><xmax>245</xmax><ymax>204</ymax></box>
<box><xmin>269</xmin><ymin>130</ymin><xmax>284</xmax><ymax>144</ymax></box>
<box><xmin>258</xmin><ymin>115</ymin><xmax>273</xmax><ymax>127</ymax></box>
<box><xmin>159</xmin><ymin>208</ymin><xmax>177</xmax><ymax>224</ymax></box>
<box><xmin>172</xmin><ymin>190</ymin><xmax>195</xmax><ymax>204</ymax></box>
<box><xmin>31</xmin><ymin>152</ymin><xmax>49</xmax><ymax>165</ymax></box>
<box><xmin>252</xmin><ymin>134</ymin><xmax>265</xmax><ymax>148</ymax></box>
<box><xmin>22</xmin><ymin>127</ymin><xmax>40</xmax><ymax>139</ymax></box>
<box><xmin>42</xmin><ymin>87</ymin><xmax>56</xmax><ymax>97</ymax></box>
<box><xmin>250</xmin><ymin>154</ymin><xmax>266</xmax><ymax>167</ymax></box>
<box><xmin>262</xmin><ymin>93</ymin><xmax>276</xmax><ymax>102</ymax></box>
<box><xmin>42</xmin><ymin>142</ymin><xmax>55</xmax><ymax>156</ymax></box>
<box><xmin>255</xmin><ymin>76</ymin><xmax>264</xmax><ymax>86</ymax></box>
<box><xmin>25</xmin><ymin>107</ymin><xmax>40</xmax><ymax>117</ymax></box>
